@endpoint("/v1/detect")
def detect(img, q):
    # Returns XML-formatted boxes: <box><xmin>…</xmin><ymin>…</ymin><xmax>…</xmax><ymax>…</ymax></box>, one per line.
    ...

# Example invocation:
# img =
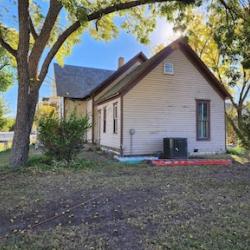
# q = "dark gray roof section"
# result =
<box><xmin>54</xmin><ymin>63</ymin><xmax>114</xmax><ymax>98</ymax></box>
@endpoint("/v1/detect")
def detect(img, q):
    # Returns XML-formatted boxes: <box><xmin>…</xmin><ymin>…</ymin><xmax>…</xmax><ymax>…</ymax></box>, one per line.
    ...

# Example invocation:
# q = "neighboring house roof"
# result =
<box><xmin>96</xmin><ymin>37</ymin><xmax>231</xmax><ymax>104</ymax></box>
<box><xmin>54</xmin><ymin>52</ymin><xmax>147</xmax><ymax>99</ymax></box>
<box><xmin>54</xmin><ymin>64</ymin><xmax>114</xmax><ymax>98</ymax></box>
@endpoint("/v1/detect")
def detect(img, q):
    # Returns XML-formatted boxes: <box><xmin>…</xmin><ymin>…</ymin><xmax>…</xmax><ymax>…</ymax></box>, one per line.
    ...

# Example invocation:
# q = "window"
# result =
<box><xmin>164</xmin><ymin>63</ymin><xmax>174</xmax><ymax>74</ymax></box>
<box><xmin>196</xmin><ymin>100</ymin><xmax>210</xmax><ymax>140</ymax></box>
<box><xmin>113</xmin><ymin>103</ymin><xmax>118</xmax><ymax>134</ymax></box>
<box><xmin>103</xmin><ymin>107</ymin><xmax>107</xmax><ymax>133</ymax></box>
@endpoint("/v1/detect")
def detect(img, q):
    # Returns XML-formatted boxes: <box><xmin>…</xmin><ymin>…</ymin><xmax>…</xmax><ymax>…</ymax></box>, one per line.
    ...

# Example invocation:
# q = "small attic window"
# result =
<box><xmin>164</xmin><ymin>63</ymin><xmax>174</xmax><ymax>74</ymax></box>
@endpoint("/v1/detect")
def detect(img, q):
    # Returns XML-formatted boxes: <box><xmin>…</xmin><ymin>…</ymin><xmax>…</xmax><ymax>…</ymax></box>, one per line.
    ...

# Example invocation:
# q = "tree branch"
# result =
<box><xmin>226</xmin><ymin>111</ymin><xmax>248</xmax><ymax>146</ymax></box>
<box><xmin>219</xmin><ymin>0</ymin><xmax>246</xmax><ymax>21</ymax></box>
<box><xmin>0</xmin><ymin>35</ymin><xmax>17</xmax><ymax>57</ymax></box>
<box><xmin>227</xmin><ymin>91</ymin><xmax>238</xmax><ymax>110</ymax></box>
<box><xmin>38</xmin><ymin>0</ymin><xmax>194</xmax><ymax>84</ymax></box>
<box><xmin>29</xmin><ymin>16</ymin><xmax>38</xmax><ymax>40</ymax></box>
<box><xmin>241</xmin><ymin>82</ymin><xmax>250</xmax><ymax>103</ymax></box>
<box><xmin>38</xmin><ymin>21</ymin><xmax>80</xmax><ymax>84</ymax></box>
<box><xmin>239</xmin><ymin>79</ymin><xmax>247</xmax><ymax>104</ymax></box>
<box><xmin>29</xmin><ymin>0</ymin><xmax>62</xmax><ymax>79</ymax></box>
<box><xmin>199</xmin><ymin>36</ymin><xmax>211</xmax><ymax>58</ymax></box>
<box><xmin>0</xmin><ymin>63</ymin><xmax>9</xmax><ymax>71</ymax></box>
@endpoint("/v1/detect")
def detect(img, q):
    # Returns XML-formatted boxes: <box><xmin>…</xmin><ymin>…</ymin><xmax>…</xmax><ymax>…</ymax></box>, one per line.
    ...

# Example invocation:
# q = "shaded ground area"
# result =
<box><xmin>0</xmin><ymin>149</ymin><xmax>250</xmax><ymax>249</ymax></box>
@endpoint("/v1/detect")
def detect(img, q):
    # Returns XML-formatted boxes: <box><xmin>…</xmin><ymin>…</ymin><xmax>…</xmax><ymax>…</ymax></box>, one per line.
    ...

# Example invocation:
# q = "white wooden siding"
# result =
<box><xmin>97</xmin><ymin>97</ymin><xmax>121</xmax><ymax>150</ymax></box>
<box><xmin>123</xmin><ymin>49</ymin><xmax>226</xmax><ymax>155</ymax></box>
<box><xmin>93</xmin><ymin>60</ymin><xmax>142</xmax><ymax>142</ymax></box>
<box><xmin>86</xmin><ymin>98</ymin><xmax>93</xmax><ymax>141</ymax></box>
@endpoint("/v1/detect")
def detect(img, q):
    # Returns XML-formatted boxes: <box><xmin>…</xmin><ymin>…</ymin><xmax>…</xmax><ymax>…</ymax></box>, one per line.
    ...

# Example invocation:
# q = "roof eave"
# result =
<box><xmin>90</xmin><ymin>52</ymin><xmax>148</xmax><ymax>97</ymax></box>
<box><xmin>118</xmin><ymin>38</ymin><xmax>231</xmax><ymax>100</ymax></box>
<box><xmin>95</xmin><ymin>92</ymin><xmax>120</xmax><ymax>105</ymax></box>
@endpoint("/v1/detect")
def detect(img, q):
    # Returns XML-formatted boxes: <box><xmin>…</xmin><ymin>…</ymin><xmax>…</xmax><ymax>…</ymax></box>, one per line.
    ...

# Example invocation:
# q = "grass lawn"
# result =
<box><xmin>0</xmin><ymin>148</ymin><xmax>250</xmax><ymax>249</ymax></box>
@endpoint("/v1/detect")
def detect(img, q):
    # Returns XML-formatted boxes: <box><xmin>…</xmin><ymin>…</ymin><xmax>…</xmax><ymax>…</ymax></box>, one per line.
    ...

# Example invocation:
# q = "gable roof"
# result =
<box><xmin>89</xmin><ymin>52</ymin><xmax>147</xmax><ymax>96</ymax></box>
<box><xmin>54</xmin><ymin>52</ymin><xmax>147</xmax><ymax>99</ymax></box>
<box><xmin>54</xmin><ymin>64</ymin><xmax>114</xmax><ymax>99</ymax></box>
<box><xmin>96</xmin><ymin>37</ymin><xmax>231</xmax><ymax>104</ymax></box>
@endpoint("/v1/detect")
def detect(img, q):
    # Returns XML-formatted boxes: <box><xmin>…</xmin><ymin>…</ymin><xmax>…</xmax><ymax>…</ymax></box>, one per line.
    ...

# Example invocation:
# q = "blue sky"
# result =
<box><xmin>3</xmin><ymin>17</ymin><xmax>178</xmax><ymax>117</ymax></box>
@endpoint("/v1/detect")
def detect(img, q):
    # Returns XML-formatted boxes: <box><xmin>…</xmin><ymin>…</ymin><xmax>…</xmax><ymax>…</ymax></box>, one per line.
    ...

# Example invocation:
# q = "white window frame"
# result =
<box><xmin>164</xmin><ymin>63</ymin><xmax>174</xmax><ymax>75</ymax></box>
<box><xmin>113</xmin><ymin>102</ymin><xmax>118</xmax><ymax>134</ymax></box>
<box><xmin>103</xmin><ymin>107</ymin><xmax>107</xmax><ymax>133</ymax></box>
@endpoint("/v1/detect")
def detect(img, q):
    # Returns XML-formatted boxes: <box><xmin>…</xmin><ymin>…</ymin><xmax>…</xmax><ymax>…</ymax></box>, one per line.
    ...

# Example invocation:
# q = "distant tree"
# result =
<box><xmin>34</xmin><ymin>103</ymin><xmax>57</xmax><ymax>128</ymax></box>
<box><xmin>0</xmin><ymin>98</ymin><xmax>7</xmax><ymax>130</ymax></box>
<box><xmin>1</xmin><ymin>117</ymin><xmax>15</xmax><ymax>132</ymax></box>
<box><xmin>0</xmin><ymin>0</ymin><xmax>196</xmax><ymax>167</ymax></box>
<box><xmin>0</xmin><ymin>46</ymin><xmax>13</xmax><ymax>92</ymax></box>
<box><xmin>0</xmin><ymin>35</ymin><xmax>14</xmax><ymax>132</ymax></box>
<box><xmin>239</xmin><ymin>111</ymin><xmax>250</xmax><ymax>149</ymax></box>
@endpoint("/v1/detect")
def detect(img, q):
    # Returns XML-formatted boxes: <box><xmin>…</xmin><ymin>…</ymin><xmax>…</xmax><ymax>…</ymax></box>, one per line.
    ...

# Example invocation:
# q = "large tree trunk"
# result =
<box><xmin>10</xmin><ymin>101</ymin><xmax>31</xmax><ymax>167</ymax></box>
<box><xmin>10</xmin><ymin>56</ymin><xmax>39</xmax><ymax>168</ymax></box>
<box><xmin>10</xmin><ymin>0</ymin><xmax>32</xmax><ymax>168</ymax></box>
<box><xmin>10</xmin><ymin>88</ymin><xmax>38</xmax><ymax>168</ymax></box>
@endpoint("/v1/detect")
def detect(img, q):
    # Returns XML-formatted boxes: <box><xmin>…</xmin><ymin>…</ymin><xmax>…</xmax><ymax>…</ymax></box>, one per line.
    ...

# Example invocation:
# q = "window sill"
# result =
<box><xmin>197</xmin><ymin>138</ymin><xmax>210</xmax><ymax>141</ymax></box>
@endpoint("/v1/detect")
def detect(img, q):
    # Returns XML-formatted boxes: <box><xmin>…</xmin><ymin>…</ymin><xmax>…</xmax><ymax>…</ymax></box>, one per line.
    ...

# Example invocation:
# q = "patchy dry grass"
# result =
<box><xmin>0</xmin><ymin>149</ymin><xmax>250</xmax><ymax>249</ymax></box>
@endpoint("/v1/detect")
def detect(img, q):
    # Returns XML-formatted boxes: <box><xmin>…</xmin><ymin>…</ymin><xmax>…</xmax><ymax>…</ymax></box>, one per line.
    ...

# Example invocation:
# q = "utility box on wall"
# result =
<box><xmin>163</xmin><ymin>138</ymin><xmax>188</xmax><ymax>159</ymax></box>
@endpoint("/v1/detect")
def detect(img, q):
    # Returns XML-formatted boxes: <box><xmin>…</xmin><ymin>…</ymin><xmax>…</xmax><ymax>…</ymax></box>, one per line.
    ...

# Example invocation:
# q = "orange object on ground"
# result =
<box><xmin>151</xmin><ymin>159</ymin><xmax>232</xmax><ymax>167</ymax></box>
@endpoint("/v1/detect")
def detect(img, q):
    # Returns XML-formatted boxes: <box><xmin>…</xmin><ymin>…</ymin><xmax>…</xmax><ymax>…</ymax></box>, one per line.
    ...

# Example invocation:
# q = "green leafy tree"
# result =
<box><xmin>0</xmin><ymin>45</ymin><xmax>13</xmax><ymax>131</ymax></box>
<box><xmin>0</xmin><ymin>98</ymin><xmax>7</xmax><ymax>130</ymax></box>
<box><xmin>0</xmin><ymin>47</ymin><xmax>13</xmax><ymax>92</ymax></box>
<box><xmin>1</xmin><ymin>117</ymin><xmax>15</xmax><ymax>132</ymax></box>
<box><xmin>211</xmin><ymin>1</ymin><xmax>250</xmax><ymax>146</ymax></box>
<box><xmin>172</xmin><ymin>2</ymin><xmax>250</xmax><ymax>147</ymax></box>
<box><xmin>0</xmin><ymin>0</ymin><xmax>196</xmax><ymax>167</ymax></box>
<box><xmin>239</xmin><ymin>111</ymin><xmax>250</xmax><ymax>149</ymax></box>
<box><xmin>34</xmin><ymin>103</ymin><xmax>57</xmax><ymax>129</ymax></box>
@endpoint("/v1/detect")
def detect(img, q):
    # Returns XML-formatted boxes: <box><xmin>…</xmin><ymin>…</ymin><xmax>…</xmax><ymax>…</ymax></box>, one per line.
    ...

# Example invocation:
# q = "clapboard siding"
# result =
<box><xmin>97</xmin><ymin>97</ymin><xmax>121</xmax><ymax>149</ymax></box>
<box><xmin>86</xmin><ymin>99</ymin><xmax>93</xmax><ymax>141</ymax></box>
<box><xmin>93</xmin><ymin>61</ymin><xmax>141</xmax><ymax>142</ymax></box>
<box><xmin>123</xmin><ymin>49</ymin><xmax>225</xmax><ymax>155</ymax></box>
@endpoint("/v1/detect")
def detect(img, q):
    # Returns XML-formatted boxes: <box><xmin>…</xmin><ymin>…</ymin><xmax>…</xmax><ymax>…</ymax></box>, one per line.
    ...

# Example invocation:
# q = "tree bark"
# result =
<box><xmin>10</xmin><ymin>0</ymin><xmax>31</xmax><ymax>168</ymax></box>
<box><xmin>10</xmin><ymin>84</ymin><xmax>39</xmax><ymax>167</ymax></box>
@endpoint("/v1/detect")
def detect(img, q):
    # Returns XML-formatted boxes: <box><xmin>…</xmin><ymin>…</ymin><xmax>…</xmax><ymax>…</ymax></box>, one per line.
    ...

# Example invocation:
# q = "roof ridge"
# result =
<box><xmin>54</xmin><ymin>63</ymin><xmax>114</xmax><ymax>72</ymax></box>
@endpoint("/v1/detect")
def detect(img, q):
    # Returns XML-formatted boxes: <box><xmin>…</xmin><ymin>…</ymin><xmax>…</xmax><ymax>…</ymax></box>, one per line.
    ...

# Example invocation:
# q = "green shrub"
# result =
<box><xmin>227</xmin><ymin>146</ymin><xmax>246</xmax><ymax>156</ymax></box>
<box><xmin>38</xmin><ymin>113</ymin><xmax>91</xmax><ymax>161</ymax></box>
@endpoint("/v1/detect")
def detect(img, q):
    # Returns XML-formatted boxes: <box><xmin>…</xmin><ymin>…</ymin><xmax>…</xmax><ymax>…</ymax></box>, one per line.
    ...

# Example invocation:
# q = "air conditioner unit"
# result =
<box><xmin>163</xmin><ymin>138</ymin><xmax>187</xmax><ymax>159</ymax></box>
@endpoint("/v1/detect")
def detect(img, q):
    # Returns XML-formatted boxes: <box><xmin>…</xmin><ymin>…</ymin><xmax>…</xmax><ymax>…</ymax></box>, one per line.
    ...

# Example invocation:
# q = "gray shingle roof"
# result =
<box><xmin>54</xmin><ymin>63</ymin><xmax>114</xmax><ymax>98</ymax></box>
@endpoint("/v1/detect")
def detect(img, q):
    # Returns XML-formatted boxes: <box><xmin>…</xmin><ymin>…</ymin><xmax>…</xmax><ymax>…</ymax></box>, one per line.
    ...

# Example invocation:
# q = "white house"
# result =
<box><xmin>54</xmin><ymin>38</ymin><xmax>230</xmax><ymax>156</ymax></box>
